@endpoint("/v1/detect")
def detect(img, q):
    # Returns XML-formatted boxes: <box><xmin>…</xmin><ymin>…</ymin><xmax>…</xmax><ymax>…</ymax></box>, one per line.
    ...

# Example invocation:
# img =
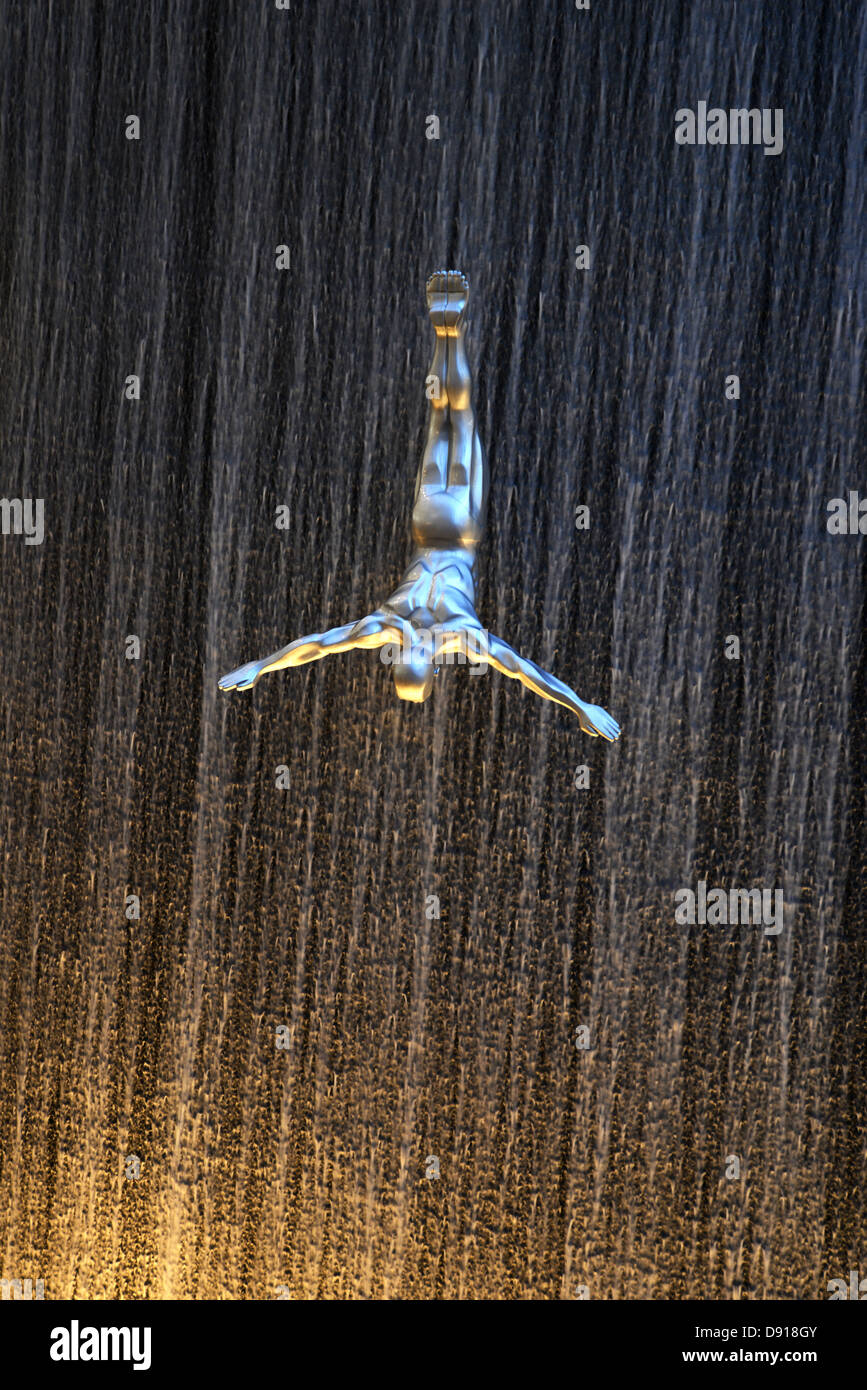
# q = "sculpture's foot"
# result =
<box><xmin>426</xmin><ymin>269</ymin><xmax>468</xmax><ymax>334</ymax></box>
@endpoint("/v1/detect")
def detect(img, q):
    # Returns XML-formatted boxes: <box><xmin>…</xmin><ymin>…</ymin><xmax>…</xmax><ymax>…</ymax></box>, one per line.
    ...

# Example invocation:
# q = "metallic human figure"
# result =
<box><xmin>219</xmin><ymin>271</ymin><xmax>620</xmax><ymax>741</ymax></box>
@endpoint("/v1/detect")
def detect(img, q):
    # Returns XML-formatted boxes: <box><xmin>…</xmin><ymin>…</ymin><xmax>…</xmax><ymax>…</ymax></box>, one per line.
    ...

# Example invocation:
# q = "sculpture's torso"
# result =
<box><xmin>384</xmin><ymin>545</ymin><xmax>478</xmax><ymax>628</ymax></box>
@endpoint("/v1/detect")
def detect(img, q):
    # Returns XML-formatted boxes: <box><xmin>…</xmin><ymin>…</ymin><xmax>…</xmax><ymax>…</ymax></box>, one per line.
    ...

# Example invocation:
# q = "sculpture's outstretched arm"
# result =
<box><xmin>219</xmin><ymin>611</ymin><xmax>411</xmax><ymax>691</ymax></box>
<box><xmin>461</xmin><ymin>628</ymin><xmax>620</xmax><ymax>741</ymax></box>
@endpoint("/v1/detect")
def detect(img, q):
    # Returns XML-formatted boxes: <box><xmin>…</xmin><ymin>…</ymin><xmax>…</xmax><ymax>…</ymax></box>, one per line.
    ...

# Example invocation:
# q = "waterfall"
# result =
<box><xmin>0</xmin><ymin>0</ymin><xmax>863</xmax><ymax>1298</ymax></box>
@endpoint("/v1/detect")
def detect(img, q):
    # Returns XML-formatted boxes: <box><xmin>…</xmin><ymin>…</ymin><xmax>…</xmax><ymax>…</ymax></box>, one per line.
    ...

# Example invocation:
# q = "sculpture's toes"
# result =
<box><xmin>443</xmin><ymin>269</ymin><xmax>468</xmax><ymax>321</ymax></box>
<box><xmin>425</xmin><ymin>270</ymin><xmax>449</xmax><ymax>317</ymax></box>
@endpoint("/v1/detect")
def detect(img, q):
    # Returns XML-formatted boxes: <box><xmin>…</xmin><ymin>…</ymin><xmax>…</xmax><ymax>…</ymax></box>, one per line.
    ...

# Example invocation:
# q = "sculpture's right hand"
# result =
<box><xmin>577</xmin><ymin>702</ymin><xmax>620</xmax><ymax>742</ymax></box>
<box><xmin>218</xmin><ymin>660</ymin><xmax>262</xmax><ymax>691</ymax></box>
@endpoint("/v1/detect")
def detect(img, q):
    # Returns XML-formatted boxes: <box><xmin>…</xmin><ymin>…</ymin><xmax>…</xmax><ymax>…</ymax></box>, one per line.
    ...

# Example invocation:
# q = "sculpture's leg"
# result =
<box><xmin>414</xmin><ymin>271</ymin><xmax>486</xmax><ymax>539</ymax></box>
<box><xmin>440</xmin><ymin>278</ymin><xmax>474</xmax><ymax>491</ymax></box>
<box><xmin>415</xmin><ymin>273</ymin><xmax>453</xmax><ymax>496</ymax></box>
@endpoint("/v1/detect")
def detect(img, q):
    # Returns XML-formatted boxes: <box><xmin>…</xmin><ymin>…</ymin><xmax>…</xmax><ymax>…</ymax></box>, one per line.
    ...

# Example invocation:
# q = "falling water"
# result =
<box><xmin>1</xmin><ymin>0</ymin><xmax>864</xmax><ymax>1299</ymax></box>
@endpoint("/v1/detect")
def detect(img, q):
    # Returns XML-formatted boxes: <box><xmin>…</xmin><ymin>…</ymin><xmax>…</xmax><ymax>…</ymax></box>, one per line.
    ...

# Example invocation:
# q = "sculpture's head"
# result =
<box><xmin>392</xmin><ymin>646</ymin><xmax>435</xmax><ymax>703</ymax></box>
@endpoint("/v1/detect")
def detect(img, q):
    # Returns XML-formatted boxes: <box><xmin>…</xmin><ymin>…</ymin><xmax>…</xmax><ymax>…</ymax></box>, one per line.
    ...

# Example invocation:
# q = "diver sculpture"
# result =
<box><xmin>219</xmin><ymin>271</ymin><xmax>620</xmax><ymax>741</ymax></box>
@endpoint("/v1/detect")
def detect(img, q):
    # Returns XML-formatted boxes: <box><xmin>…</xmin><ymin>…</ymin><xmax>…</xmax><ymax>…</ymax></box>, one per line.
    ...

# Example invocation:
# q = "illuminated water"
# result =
<box><xmin>0</xmin><ymin>0</ymin><xmax>864</xmax><ymax>1299</ymax></box>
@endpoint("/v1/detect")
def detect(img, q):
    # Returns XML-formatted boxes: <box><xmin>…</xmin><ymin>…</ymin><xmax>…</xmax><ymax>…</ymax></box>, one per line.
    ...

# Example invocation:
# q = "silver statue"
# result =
<box><xmin>219</xmin><ymin>271</ymin><xmax>620</xmax><ymax>740</ymax></box>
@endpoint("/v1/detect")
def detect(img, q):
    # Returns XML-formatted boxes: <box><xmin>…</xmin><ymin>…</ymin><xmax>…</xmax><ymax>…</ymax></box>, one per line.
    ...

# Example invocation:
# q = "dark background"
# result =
<box><xmin>0</xmin><ymin>0</ymin><xmax>864</xmax><ymax>1298</ymax></box>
